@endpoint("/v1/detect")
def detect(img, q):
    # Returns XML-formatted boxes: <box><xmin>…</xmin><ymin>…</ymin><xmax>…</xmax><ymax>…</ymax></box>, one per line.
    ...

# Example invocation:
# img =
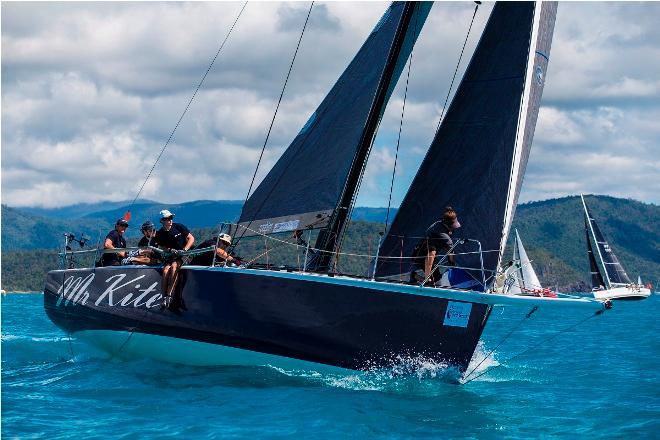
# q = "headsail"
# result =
<box><xmin>514</xmin><ymin>229</ymin><xmax>543</xmax><ymax>291</ymax></box>
<box><xmin>581</xmin><ymin>195</ymin><xmax>631</xmax><ymax>288</ymax></box>
<box><xmin>237</xmin><ymin>2</ymin><xmax>432</xmax><ymax>238</ymax></box>
<box><xmin>377</xmin><ymin>2</ymin><xmax>558</xmax><ymax>288</ymax></box>
<box><xmin>585</xmin><ymin>213</ymin><xmax>606</xmax><ymax>289</ymax></box>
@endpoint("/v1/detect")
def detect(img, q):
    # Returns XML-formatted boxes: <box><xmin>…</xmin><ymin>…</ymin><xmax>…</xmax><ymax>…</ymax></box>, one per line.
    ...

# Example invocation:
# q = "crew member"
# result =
<box><xmin>190</xmin><ymin>233</ymin><xmax>239</xmax><ymax>266</ymax></box>
<box><xmin>410</xmin><ymin>206</ymin><xmax>461</xmax><ymax>285</ymax></box>
<box><xmin>155</xmin><ymin>210</ymin><xmax>195</xmax><ymax>308</ymax></box>
<box><xmin>102</xmin><ymin>218</ymin><xmax>129</xmax><ymax>266</ymax></box>
<box><xmin>122</xmin><ymin>221</ymin><xmax>160</xmax><ymax>265</ymax></box>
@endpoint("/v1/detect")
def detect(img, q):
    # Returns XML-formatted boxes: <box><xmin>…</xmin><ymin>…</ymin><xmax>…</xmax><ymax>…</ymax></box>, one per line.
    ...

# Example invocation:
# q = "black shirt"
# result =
<box><xmin>155</xmin><ymin>223</ymin><xmax>191</xmax><ymax>251</ymax></box>
<box><xmin>189</xmin><ymin>238</ymin><xmax>217</xmax><ymax>266</ymax></box>
<box><xmin>138</xmin><ymin>236</ymin><xmax>157</xmax><ymax>247</ymax></box>
<box><xmin>412</xmin><ymin>221</ymin><xmax>453</xmax><ymax>262</ymax></box>
<box><xmin>102</xmin><ymin>229</ymin><xmax>126</xmax><ymax>266</ymax></box>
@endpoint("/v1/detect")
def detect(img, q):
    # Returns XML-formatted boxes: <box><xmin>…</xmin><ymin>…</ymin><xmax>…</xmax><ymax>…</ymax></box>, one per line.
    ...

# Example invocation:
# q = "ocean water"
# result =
<box><xmin>2</xmin><ymin>293</ymin><xmax>659</xmax><ymax>439</ymax></box>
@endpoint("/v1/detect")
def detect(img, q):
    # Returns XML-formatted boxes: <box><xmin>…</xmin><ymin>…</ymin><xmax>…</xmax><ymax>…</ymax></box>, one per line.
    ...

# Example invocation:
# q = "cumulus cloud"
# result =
<box><xmin>1</xmin><ymin>1</ymin><xmax>658</xmax><ymax>209</ymax></box>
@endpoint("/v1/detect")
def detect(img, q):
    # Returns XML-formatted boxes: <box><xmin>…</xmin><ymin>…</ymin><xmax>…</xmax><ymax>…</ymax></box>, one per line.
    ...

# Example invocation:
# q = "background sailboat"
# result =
<box><xmin>581</xmin><ymin>194</ymin><xmax>650</xmax><ymax>300</ymax></box>
<box><xmin>506</xmin><ymin>229</ymin><xmax>557</xmax><ymax>297</ymax></box>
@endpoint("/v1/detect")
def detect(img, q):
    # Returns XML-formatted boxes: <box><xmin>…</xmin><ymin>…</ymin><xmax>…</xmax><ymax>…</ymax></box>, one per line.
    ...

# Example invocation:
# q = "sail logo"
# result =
<box><xmin>603</xmin><ymin>244</ymin><xmax>612</xmax><ymax>253</ymax></box>
<box><xmin>273</xmin><ymin>220</ymin><xmax>300</xmax><ymax>233</ymax></box>
<box><xmin>443</xmin><ymin>302</ymin><xmax>472</xmax><ymax>328</ymax></box>
<box><xmin>259</xmin><ymin>222</ymin><xmax>274</xmax><ymax>234</ymax></box>
<box><xmin>56</xmin><ymin>273</ymin><xmax>162</xmax><ymax>309</ymax></box>
<box><xmin>535</xmin><ymin>66</ymin><xmax>544</xmax><ymax>86</ymax></box>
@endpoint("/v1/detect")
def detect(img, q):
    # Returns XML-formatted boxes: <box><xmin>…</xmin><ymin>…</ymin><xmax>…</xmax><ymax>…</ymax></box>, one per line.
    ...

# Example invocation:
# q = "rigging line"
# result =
<box><xmin>462</xmin><ymin>307</ymin><xmax>608</xmax><ymax>385</ymax></box>
<box><xmin>462</xmin><ymin>305</ymin><xmax>538</xmax><ymax>382</ymax></box>
<box><xmin>384</xmin><ymin>9</ymin><xmax>419</xmax><ymax>232</ymax></box>
<box><xmin>237</xmin><ymin>1</ymin><xmax>315</xmax><ymax>233</ymax></box>
<box><xmin>340</xmin><ymin>6</ymin><xmax>419</xmax><ymax>256</ymax></box>
<box><xmin>129</xmin><ymin>1</ymin><xmax>248</xmax><ymax>209</ymax></box>
<box><xmin>434</xmin><ymin>1</ymin><xmax>480</xmax><ymax>137</ymax></box>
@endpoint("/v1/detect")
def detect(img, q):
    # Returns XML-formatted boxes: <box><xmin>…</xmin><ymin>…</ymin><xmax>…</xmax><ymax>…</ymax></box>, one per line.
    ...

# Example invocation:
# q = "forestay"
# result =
<box><xmin>237</xmin><ymin>2</ymin><xmax>432</xmax><ymax>237</ymax></box>
<box><xmin>377</xmin><ymin>2</ymin><xmax>558</xmax><ymax>287</ymax></box>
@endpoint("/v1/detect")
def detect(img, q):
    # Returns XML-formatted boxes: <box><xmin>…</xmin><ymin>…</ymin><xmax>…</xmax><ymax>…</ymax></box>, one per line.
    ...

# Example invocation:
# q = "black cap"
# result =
<box><xmin>141</xmin><ymin>220</ymin><xmax>155</xmax><ymax>231</ymax></box>
<box><xmin>116</xmin><ymin>218</ymin><xmax>129</xmax><ymax>227</ymax></box>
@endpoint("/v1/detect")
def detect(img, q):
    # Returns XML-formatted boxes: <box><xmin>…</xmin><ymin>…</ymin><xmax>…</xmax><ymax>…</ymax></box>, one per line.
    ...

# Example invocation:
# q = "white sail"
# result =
<box><xmin>515</xmin><ymin>230</ymin><xmax>543</xmax><ymax>290</ymax></box>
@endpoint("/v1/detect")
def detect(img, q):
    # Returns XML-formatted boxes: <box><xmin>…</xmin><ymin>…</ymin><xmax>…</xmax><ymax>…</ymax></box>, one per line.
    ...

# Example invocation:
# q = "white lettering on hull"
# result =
<box><xmin>56</xmin><ymin>272</ymin><xmax>162</xmax><ymax>309</ymax></box>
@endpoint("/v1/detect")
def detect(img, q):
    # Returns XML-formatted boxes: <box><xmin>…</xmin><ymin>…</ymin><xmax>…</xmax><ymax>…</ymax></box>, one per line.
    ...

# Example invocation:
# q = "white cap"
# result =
<box><xmin>159</xmin><ymin>209</ymin><xmax>174</xmax><ymax>219</ymax></box>
<box><xmin>218</xmin><ymin>233</ymin><xmax>232</xmax><ymax>245</ymax></box>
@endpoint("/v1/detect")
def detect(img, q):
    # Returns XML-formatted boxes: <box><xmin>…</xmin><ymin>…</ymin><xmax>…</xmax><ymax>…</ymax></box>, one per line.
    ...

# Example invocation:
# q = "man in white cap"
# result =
<box><xmin>155</xmin><ymin>209</ymin><xmax>195</xmax><ymax>308</ymax></box>
<box><xmin>189</xmin><ymin>233</ymin><xmax>238</xmax><ymax>266</ymax></box>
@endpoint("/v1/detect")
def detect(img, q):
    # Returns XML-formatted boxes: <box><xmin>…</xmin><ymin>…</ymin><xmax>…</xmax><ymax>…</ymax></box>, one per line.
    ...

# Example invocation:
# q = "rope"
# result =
<box><xmin>384</xmin><ymin>8</ymin><xmax>419</xmax><ymax>231</ymax></box>
<box><xmin>129</xmin><ymin>1</ymin><xmax>248</xmax><ymax>209</ymax></box>
<box><xmin>434</xmin><ymin>1</ymin><xmax>479</xmax><ymax>136</ymax></box>
<box><xmin>462</xmin><ymin>305</ymin><xmax>538</xmax><ymax>381</ymax></box>
<box><xmin>228</xmin><ymin>222</ymin><xmax>503</xmax><ymax>263</ymax></box>
<box><xmin>236</xmin><ymin>1</ymin><xmax>314</xmax><ymax>244</ymax></box>
<box><xmin>462</xmin><ymin>306</ymin><xmax>608</xmax><ymax>384</ymax></box>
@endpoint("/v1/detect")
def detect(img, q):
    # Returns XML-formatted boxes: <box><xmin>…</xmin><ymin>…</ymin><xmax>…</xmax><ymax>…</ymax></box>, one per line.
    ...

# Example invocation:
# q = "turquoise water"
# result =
<box><xmin>3</xmin><ymin>293</ymin><xmax>659</xmax><ymax>439</ymax></box>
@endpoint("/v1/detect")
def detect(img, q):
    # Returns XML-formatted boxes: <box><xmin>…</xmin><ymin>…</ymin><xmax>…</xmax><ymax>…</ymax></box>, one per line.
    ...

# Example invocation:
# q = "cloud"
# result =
<box><xmin>523</xmin><ymin>106</ymin><xmax>660</xmax><ymax>203</ymax></box>
<box><xmin>1</xmin><ymin>1</ymin><xmax>658</xmax><ymax>210</ymax></box>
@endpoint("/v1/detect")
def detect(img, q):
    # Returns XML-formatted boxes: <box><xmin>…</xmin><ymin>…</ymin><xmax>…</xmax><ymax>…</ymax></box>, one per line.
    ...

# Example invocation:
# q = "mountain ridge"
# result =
<box><xmin>2</xmin><ymin>195</ymin><xmax>658</xmax><ymax>292</ymax></box>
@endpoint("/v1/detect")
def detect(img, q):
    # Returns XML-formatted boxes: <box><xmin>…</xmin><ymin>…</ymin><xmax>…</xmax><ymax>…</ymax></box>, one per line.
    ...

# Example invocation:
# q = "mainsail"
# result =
<box><xmin>377</xmin><ymin>2</ymin><xmax>558</xmax><ymax>288</ymax></box>
<box><xmin>237</xmin><ymin>2</ymin><xmax>431</xmax><ymax>238</ymax></box>
<box><xmin>581</xmin><ymin>195</ymin><xmax>632</xmax><ymax>288</ymax></box>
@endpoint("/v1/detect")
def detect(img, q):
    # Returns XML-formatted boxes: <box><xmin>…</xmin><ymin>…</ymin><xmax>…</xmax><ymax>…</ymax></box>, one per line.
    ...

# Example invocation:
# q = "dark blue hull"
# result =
<box><xmin>44</xmin><ymin>266</ymin><xmax>491</xmax><ymax>372</ymax></box>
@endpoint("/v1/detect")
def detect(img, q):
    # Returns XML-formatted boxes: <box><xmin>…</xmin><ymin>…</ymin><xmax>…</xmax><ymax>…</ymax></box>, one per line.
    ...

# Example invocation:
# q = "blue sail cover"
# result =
<box><xmin>377</xmin><ymin>2</ymin><xmax>558</xmax><ymax>287</ymax></box>
<box><xmin>585</xmin><ymin>214</ymin><xmax>606</xmax><ymax>289</ymax></box>
<box><xmin>584</xmin><ymin>203</ymin><xmax>632</xmax><ymax>286</ymax></box>
<box><xmin>237</xmin><ymin>2</ymin><xmax>431</xmax><ymax>237</ymax></box>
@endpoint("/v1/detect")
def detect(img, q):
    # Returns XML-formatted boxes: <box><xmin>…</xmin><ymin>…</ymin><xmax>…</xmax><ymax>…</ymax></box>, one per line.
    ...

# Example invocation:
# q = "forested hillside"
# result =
<box><xmin>2</xmin><ymin>195</ymin><xmax>658</xmax><ymax>292</ymax></box>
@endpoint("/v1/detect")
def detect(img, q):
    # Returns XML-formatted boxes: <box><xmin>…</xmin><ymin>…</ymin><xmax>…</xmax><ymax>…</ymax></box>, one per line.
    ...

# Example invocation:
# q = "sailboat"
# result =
<box><xmin>44</xmin><ymin>2</ymin><xmax>605</xmax><ymax>375</ymax></box>
<box><xmin>581</xmin><ymin>195</ymin><xmax>650</xmax><ymax>301</ymax></box>
<box><xmin>505</xmin><ymin>230</ymin><xmax>557</xmax><ymax>297</ymax></box>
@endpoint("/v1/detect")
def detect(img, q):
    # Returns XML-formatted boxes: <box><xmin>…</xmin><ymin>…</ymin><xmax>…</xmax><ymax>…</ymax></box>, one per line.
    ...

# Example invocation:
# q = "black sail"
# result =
<box><xmin>377</xmin><ymin>2</ymin><xmax>557</xmax><ymax>288</ymax></box>
<box><xmin>583</xmin><ymin>200</ymin><xmax>632</xmax><ymax>286</ymax></box>
<box><xmin>237</xmin><ymin>2</ymin><xmax>431</xmax><ymax>237</ymax></box>
<box><xmin>585</xmin><ymin>215</ymin><xmax>606</xmax><ymax>289</ymax></box>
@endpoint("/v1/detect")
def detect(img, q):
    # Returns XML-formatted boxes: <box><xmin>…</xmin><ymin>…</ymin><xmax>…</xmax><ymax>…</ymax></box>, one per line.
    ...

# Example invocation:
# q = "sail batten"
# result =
<box><xmin>237</xmin><ymin>2</ymin><xmax>431</xmax><ymax>238</ymax></box>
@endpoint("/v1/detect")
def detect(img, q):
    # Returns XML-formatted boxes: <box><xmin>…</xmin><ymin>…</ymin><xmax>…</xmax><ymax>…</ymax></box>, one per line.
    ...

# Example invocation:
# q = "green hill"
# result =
<box><xmin>1</xmin><ymin>195</ymin><xmax>658</xmax><ymax>292</ymax></box>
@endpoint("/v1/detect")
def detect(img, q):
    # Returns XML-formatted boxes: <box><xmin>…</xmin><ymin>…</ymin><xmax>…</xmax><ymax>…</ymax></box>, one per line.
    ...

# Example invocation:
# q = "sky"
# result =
<box><xmin>2</xmin><ymin>1</ymin><xmax>659</xmax><ymax>209</ymax></box>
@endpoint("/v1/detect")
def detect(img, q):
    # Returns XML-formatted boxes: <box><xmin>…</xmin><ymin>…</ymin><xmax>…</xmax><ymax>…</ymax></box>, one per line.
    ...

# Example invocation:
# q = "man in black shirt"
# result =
<box><xmin>411</xmin><ymin>206</ymin><xmax>461</xmax><ymax>285</ymax></box>
<box><xmin>102</xmin><ymin>219</ymin><xmax>129</xmax><ymax>266</ymax></box>
<box><xmin>138</xmin><ymin>221</ymin><xmax>157</xmax><ymax>247</ymax></box>
<box><xmin>155</xmin><ymin>210</ymin><xmax>195</xmax><ymax>308</ymax></box>
<box><xmin>122</xmin><ymin>221</ymin><xmax>161</xmax><ymax>265</ymax></box>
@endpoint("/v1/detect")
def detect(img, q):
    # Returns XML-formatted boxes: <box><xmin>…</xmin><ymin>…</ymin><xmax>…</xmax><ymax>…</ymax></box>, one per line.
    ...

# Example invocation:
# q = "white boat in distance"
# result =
<box><xmin>505</xmin><ymin>229</ymin><xmax>557</xmax><ymax>298</ymax></box>
<box><xmin>581</xmin><ymin>195</ymin><xmax>651</xmax><ymax>301</ymax></box>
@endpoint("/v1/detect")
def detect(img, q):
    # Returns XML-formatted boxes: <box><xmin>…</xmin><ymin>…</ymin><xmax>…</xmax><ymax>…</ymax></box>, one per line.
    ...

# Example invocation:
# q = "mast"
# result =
<box><xmin>497</xmin><ymin>0</ymin><xmax>550</xmax><ymax>270</ymax></box>
<box><xmin>313</xmin><ymin>2</ymin><xmax>424</xmax><ymax>270</ymax></box>
<box><xmin>581</xmin><ymin>194</ymin><xmax>611</xmax><ymax>289</ymax></box>
<box><xmin>236</xmin><ymin>2</ymin><xmax>431</xmax><ymax>245</ymax></box>
<box><xmin>514</xmin><ymin>230</ymin><xmax>526</xmax><ymax>289</ymax></box>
